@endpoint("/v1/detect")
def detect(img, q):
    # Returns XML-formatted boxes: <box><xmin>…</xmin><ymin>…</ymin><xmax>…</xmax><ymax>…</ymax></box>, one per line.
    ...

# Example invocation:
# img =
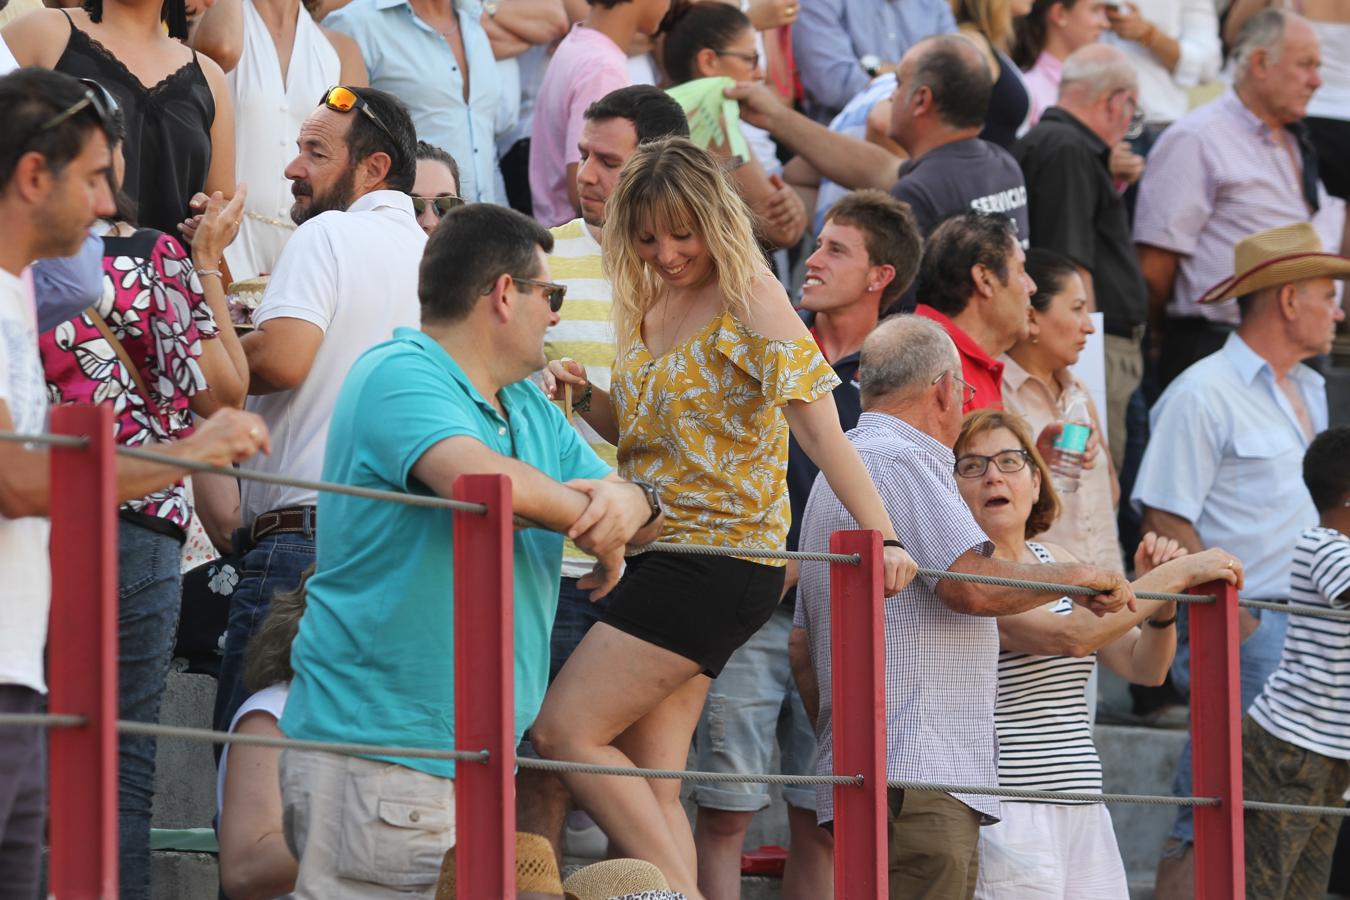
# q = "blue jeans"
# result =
<box><xmin>116</xmin><ymin>520</ymin><xmax>185</xmax><ymax>900</ymax></box>
<box><xmin>212</xmin><ymin>529</ymin><xmax>316</xmax><ymax>738</ymax></box>
<box><xmin>1168</xmin><ymin>605</ymin><xmax>1290</xmax><ymax>844</ymax></box>
<box><xmin>549</xmin><ymin>576</ymin><xmax>609</xmax><ymax>682</ymax></box>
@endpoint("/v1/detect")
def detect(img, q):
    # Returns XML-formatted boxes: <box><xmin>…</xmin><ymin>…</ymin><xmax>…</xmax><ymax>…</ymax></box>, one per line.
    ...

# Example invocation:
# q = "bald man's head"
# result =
<box><xmin>899</xmin><ymin>33</ymin><xmax>992</xmax><ymax>130</ymax></box>
<box><xmin>1058</xmin><ymin>43</ymin><xmax>1137</xmax><ymax>104</ymax></box>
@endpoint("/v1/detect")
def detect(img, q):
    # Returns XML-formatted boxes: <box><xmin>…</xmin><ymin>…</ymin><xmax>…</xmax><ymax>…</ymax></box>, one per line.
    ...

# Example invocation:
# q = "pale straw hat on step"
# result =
<box><xmin>563</xmin><ymin>858</ymin><xmax>687</xmax><ymax>900</ymax></box>
<box><xmin>1199</xmin><ymin>222</ymin><xmax>1350</xmax><ymax>304</ymax></box>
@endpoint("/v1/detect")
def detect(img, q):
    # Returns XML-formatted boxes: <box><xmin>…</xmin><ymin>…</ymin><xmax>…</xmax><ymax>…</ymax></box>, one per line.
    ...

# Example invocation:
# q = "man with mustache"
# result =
<box><xmin>212</xmin><ymin>84</ymin><xmax>425</xmax><ymax>737</ymax></box>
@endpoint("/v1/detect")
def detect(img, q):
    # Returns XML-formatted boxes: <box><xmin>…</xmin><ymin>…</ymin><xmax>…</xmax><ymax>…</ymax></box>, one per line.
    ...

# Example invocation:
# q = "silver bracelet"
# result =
<box><xmin>196</xmin><ymin>268</ymin><xmax>223</xmax><ymax>280</ymax></box>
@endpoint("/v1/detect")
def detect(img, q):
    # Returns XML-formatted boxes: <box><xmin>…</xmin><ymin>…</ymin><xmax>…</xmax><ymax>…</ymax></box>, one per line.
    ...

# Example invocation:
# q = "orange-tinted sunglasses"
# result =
<box><xmin>319</xmin><ymin>85</ymin><xmax>398</xmax><ymax>149</ymax></box>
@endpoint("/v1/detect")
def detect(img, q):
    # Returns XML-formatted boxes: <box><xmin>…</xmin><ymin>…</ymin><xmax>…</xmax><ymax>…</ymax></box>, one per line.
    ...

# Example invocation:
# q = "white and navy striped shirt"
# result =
<box><xmin>796</xmin><ymin>413</ymin><xmax>996</xmax><ymax>823</ymax></box>
<box><xmin>1250</xmin><ymin>527</ymin><xmax>1350</xmax><ymax>760</ymax></box>
<box><xmin>994</xmin><ymin>542</ymin><xmax>1102</xmax><ymax>800</ymax></box>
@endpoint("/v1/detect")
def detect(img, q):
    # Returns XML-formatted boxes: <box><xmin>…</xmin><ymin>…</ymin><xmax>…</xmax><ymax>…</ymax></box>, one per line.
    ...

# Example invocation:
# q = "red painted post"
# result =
<box><xmin>453</xmin><ymin>474</ymin><xmax>515</xmax><ymax>900</ymax></box>
<box><xmin>1188</xmin><ymin>580</ymin><xmax>1245</xmax><ymax>899</ymax></box>
<box><xmin>48</xmin><ymin>404</ymin><xmax>118</xmax><ymax>898</ymax></box>
<box><xmin>829</xmin><ymin>529</ymin><xmax>886</xmax><ymax>899</ymax></box>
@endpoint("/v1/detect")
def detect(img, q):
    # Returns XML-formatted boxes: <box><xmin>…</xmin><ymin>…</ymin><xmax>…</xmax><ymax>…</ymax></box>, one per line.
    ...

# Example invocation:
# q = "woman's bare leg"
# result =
<box><xmin>531</xmin><ymin>623</ymin><xmax>706</xmax><ymax>897</ymax></box>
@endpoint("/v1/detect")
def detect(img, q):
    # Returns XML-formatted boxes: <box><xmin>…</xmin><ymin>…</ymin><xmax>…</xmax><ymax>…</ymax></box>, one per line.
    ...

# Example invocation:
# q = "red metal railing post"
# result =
<box><xmin>829</xmin><ymin>529</ymin><xmax>886</xmax><ymax>899</ymax></box>
<box><xmin>48</xmin><ymin>404</ymin><xmax>118</xmax><ymax>898</ymax></box>
<box><xmin>453</xmin><ymin>474</ymin><xmax>515</xmax><ymax>899</ymax></box>
<box><xmin>1189</xmin><ymin>580</ymin><xmax>1245</xmax><ymax>899</ymax></box>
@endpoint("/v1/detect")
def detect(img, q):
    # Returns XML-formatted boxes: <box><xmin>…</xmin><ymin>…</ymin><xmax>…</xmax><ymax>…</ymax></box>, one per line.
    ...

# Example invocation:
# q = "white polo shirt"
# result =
<box><xmin>240</xmin><ymin>189</ymin><xmax>424</xmax><ymax>522</ymax></box>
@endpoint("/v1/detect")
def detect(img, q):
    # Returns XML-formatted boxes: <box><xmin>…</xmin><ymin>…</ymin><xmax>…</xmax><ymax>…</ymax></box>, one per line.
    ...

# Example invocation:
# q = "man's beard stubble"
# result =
<box><xmin>290</xmin><ymin>166</ymin><xmax>358</xmax><ymax>226</ymax></box>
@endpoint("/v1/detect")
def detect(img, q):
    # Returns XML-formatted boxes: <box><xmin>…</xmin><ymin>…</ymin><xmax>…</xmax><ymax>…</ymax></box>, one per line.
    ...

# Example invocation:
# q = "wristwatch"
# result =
<box><xmin>631</xmin><ymin>480</ymin><xmax>663</xmax><ymax>528</ymax></box>
<box><xmin>860</xmin><ymin>54</ymin><xmax>881</xmax><ymax>78</ymax></box>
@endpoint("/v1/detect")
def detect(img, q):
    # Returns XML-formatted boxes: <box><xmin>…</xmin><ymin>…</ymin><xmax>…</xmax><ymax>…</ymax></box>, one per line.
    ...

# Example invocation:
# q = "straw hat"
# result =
<box><xmin>1199</xmin><ymin>222</ymin><xmax>1350</xmax><ymax>304</ymax></box>
<box><xmin>562</xmin><ymin>858</ymin><xmax>686</xmax><ymax>900</ymax></box>
<box><xmin>435</xmin><ymin>832</ymin><xmax>564</xmax><ymax>899</ymax></box>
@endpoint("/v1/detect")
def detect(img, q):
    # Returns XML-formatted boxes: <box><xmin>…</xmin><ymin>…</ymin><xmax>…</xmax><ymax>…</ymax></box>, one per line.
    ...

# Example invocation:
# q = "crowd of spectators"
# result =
<box><xmin>0</xmin><ymin>0</ymin><xmax>1348</xmax><ymax>898</ymax></box>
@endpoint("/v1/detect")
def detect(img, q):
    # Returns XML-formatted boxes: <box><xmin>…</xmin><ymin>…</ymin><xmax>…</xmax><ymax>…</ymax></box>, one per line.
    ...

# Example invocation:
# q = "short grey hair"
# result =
<box><xmin>859</xmin><ymin>316</ymin><xmax>959</xmax><ymax>407</ymax></box>
<box><xmin>1233</xmin><ymin>8</ymin><xmax>1288</xmax><ymax>76</ymax></box>
<box><xmin>1059</xmin><ymin>44</ymin><xmax>1137</xmax><ymax>103</ymax></box>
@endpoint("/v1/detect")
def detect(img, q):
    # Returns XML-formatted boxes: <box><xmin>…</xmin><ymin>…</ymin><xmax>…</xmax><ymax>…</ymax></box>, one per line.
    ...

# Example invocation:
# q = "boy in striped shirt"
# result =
<box><xmin>1244</xmin><ymin>425</ymin><xmax>1350</xmax><ymax>898</ymax></box>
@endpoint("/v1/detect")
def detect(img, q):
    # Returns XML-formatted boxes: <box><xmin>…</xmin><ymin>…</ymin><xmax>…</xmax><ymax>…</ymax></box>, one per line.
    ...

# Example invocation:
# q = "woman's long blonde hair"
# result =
<box><xmin>602</xmin><ymin>138</ymin><xmax>762</xmax><ymax>349</ymax></box>
<box><xmin>952</xmin><ymin>0</ymin><xmax>1015</xmax><ymax>51</ymax></box>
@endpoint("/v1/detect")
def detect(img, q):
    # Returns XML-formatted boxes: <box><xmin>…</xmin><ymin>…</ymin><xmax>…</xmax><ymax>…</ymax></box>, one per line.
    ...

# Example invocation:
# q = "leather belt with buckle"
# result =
<box><xmin>250</xmin><ymin>505</ymin><xmax>317</xmax><ymax>544</ymax></box>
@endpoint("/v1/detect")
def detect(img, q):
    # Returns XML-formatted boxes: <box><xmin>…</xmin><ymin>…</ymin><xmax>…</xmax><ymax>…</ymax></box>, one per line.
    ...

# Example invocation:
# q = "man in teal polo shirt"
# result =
<box><xmin>277</xmin><ymin>203</ymin><xmax>662</xmax><ymax>897</ymax></box>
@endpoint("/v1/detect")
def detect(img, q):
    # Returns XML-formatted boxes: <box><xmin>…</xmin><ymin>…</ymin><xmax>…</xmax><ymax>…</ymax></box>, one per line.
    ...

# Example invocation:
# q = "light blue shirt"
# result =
<box><xmin>792</xmin><ymin>0</ymin><xmax>954</xmax><ymax>121</ymax></box>
<box><xmin>32</xmin><ymin>232</ymin><xmax>103</xmax><ymax>332</ymax></box>
<box><xmin>326</xmin><ymin>0</ymin><xmax>505</xmax><ymax>204</ymax></box>
<box><xmin>280</xmin><ymin>328</ymin><xmax>610</xmax><ymax>777</ymax></box>
<box><xmin>1131</xmin><ymin>333</ymin><xmax>1325</xmax><ymax>599</ymax></box>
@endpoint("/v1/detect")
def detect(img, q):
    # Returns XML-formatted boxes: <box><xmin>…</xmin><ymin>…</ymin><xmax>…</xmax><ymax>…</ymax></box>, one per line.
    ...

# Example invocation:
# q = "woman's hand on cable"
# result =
<box><xmin>1133</xmin><ymin>530</ymin><xmax>1185</xmax><ymax>578</ymax></box>
<box><xmin>882</xmin><ymin>544</ymin><xmax>918</xmax><ymax>596</ymax></box>
<box><xmin>542</xmin><ymin>357</ymin><xmax>589</xmax><ymax>401</ymax></box>
<box><xmin>1166</xmin><ymin>547</ymin><xmax>1245</xmax><ymax>592</ymax></box>
<box><xmin>1070</xmin><ymin>565</ymin><xmax>1137</xmax><ymax>617</ymax></box>
<box><xmin>191</xmin><ymin>183</ymin><xmax>247</xmax><ymax>270</ymax></box>
<box><xmin>183</xmin><ymin>408</ymin><xmax>271</xmax><ymax>466</ymax></box>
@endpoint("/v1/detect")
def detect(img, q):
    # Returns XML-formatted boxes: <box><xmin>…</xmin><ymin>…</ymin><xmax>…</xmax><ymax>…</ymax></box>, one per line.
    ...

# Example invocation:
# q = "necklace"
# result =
<box><xmin>245</xmin><ymin>209</ymin><xmax>297</xmax><ymax>230</ymax></box>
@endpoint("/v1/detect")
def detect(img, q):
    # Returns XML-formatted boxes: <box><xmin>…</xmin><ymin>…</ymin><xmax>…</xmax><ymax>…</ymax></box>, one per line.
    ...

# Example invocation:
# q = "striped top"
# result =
<box><xmin>1250</xmin><ymin>527</ymin><xmax>1350</xmax><ymax>761</ymax></box>
<box><xmin>544</xmin><ymin>218</ymin><xmax>617</xmax><ymax>579</ymax></box>
<box><xmin>995</xmin><ymin>542</ymin><xmax>1102</xmax><ymax>800</ymax></box>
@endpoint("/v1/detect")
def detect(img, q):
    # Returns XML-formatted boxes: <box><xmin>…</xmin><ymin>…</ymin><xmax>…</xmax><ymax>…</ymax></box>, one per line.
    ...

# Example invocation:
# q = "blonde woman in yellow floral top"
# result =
<box><xmin>533</xmin><ymin>138</ymin><xmax>916</xmax><ymax>897</ymax></box>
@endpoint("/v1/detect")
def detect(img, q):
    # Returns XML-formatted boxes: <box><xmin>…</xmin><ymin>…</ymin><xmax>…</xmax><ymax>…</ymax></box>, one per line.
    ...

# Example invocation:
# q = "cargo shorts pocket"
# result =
<box><xmin>337</xmin><ymin>763</ymin><xmax>455</xmax><ymax>887</ymax></box>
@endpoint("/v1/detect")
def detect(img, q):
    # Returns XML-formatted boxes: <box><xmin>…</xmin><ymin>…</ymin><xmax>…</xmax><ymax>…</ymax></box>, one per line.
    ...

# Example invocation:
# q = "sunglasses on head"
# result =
<box><xmin>515</xmin><ymin>277</ymin><xmax>567</xmax><ymax>312</ymax></box>
<box><xmin>411</xmin><ymin>195</ymin><xmax>465</xmax><ymax>218</ymax></box>
<box><xmin>319</xmin><ymin>85</ymin><xmax>399</xmax><ymax>150</ymax></box>
<box><xmin>40</xmin><ymin>78</ymin><xmax>119</xmax><ymax>133</ymax></box>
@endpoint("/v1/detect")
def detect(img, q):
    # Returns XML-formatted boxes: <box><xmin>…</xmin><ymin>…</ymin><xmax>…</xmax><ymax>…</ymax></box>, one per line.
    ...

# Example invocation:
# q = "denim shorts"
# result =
<box><xmin>691</xmin><ymin>606</ymin><xmax>817</xmax><ymax>812</ymax></box>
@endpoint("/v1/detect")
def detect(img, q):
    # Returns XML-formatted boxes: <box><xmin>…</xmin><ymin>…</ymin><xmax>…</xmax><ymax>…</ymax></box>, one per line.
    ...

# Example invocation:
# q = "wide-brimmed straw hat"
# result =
<box><xmin>1199</xmin><ymin>222</ymin><xmax>1350</xmax><ymax>304</ymax></box>
<box><xmin>563</xmin><ymin>858</ymin><xmax>686</xmax><ymax>900</ymax></box>
<box><xmin>436</xmin><ymin>832</ymin><xmax>564</xmax><ymax>898</ymax></box>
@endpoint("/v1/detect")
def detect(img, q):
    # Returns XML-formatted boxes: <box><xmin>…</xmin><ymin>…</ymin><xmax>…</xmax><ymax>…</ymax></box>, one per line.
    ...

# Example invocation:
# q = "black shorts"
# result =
<box><xmin>1307</xmin><ymin>117</ymin><xmax>1350</xmax><ymax>200</ymax></box>
<box><xmin>602</xmin><ymin>551</ymin><xmax>785</xmax><ymax>677</ymax></box>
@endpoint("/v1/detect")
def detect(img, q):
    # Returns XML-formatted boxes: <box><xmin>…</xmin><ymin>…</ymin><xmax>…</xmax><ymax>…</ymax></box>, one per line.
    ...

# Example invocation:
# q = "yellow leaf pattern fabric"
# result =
<box><xmin>611</xmin><ymin>311</ymin><xmax>840</xmax><ymax>564</ymax></box>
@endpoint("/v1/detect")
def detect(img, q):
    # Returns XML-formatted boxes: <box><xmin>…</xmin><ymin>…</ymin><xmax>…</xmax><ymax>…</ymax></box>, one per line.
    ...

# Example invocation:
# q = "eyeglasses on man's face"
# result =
<box><xmin>954</xmin><ymin>449</ymin><xmax>1032</xmax><ymax>479</ymax></box>
<box><xmin>933</xmin><ymin>369</ymin><xmax>977</xmax><ymax>407</ymax></box>
<box><xmin>411</xmin><ymin>195</ymin><xmax>464</xmax><ymax>218</ymax></box>
<box><xmin>515</xmin><ymin>277</ymin><xmax>567</xmax><ymax>313</ymax></box>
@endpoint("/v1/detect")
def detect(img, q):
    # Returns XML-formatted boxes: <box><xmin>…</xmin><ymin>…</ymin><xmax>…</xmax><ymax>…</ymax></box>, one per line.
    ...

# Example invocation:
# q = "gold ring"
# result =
<box><xmin>249</xmin><ymin>427</ymin><xmax>261</xmax><ymax>440</ymax></box>
<box><xmin>1226</xmin><ymin>559</ymin><xmax>1234</xmax><ymax>569</ymax></box>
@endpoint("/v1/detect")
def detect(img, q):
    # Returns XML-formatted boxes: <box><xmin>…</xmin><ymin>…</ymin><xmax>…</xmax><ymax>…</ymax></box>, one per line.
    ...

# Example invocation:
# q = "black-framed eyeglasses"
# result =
<box><xmin>954</xmin><ymin>449</ymin><xmax>1031</xmax><ymax>479</ymax></box>
<box><xmin>40</xmin><ymin>78</ymin><xmax>119</xmax><ymax>133</ymax></box>
<box><xmin>515</xmin><ymin>277</ymin><xmax>567</xmax><ymax>312</ymax></box>
<box><xmin>411</xmin><ymin>195</ymin><xmax>464</xmax><ymax>218</ymax></box>
<box><xmin>714</xmin><ymin>49</ymin><xmax>761</xmax><ymax>68</ymax></box>
<box><xmin>933</xmin><ymin>370</ymin><xmax>977</xmax><ymax>407</ymax></box>
<box><xmin>319</xmin><ymin>85</ymin><xmax>399</xmax><ymax>151</ymax></box>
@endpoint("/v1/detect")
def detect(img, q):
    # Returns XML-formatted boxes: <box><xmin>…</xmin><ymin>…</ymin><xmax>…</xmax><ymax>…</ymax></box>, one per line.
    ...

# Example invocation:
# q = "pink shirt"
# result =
<box><xmin>529</xmin><ymin>24</ymin><xmax>630</xmax><ymax>227</ymax></box>
<box><xmin>1022</xmin><ymin>51</ymin><xmax>1062</xmax><ymax>128</ymax></box>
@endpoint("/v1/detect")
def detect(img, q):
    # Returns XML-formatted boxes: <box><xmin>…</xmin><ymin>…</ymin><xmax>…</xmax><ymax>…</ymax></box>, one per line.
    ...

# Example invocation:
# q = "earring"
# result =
<box><xmin>1031</xmin><ymin>334</ymin><xmax>1039</xmax><ymax>344</ymax></box>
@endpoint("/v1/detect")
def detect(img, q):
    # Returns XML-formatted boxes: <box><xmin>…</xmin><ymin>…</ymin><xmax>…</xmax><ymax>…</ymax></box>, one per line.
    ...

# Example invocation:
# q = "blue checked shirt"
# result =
<box><xmin>795</xmin><ymin>413</ymin><xmax>997</xmax><ymax>823</ymax></box>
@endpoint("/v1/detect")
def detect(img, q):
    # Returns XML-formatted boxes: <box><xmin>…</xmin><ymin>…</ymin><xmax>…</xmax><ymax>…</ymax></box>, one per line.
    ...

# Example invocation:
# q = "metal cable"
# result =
<box><xmin>886</xmin><ymin>779</ymin><xmax>1218</xmax><ymax>807</ymax></box>
<box><xmin>0</xmin><ymin>431</ymin><xmax>87</xmax><ymax>448</ymax></box>
<box><xmin>1243</xmin><ymin>800</ymin><xmax>1350</xmax><ymax>818</ymax></box>
<box><xmin>1237</xmin><ymin>598</ymin><xmax>1350</xmax><ymax>622</ymax></box>
<box><xmin>514</xmin><ymin>756</ymin><xmax>861</xmax><ymax>785</ymax></box>
<box><xmin>114</xmin><ymin>720</ymin><xmax>488</xmax><ymax>764</ymax></box>
<box><xmin>911</xmin><ymin>566</ymin><xmax>1205</xmax><ymax>603</ymax></box>
<box><xmin>0</xmin><ymin>713</ymin><xmax>86</xmax><ymax>728</ymax></box>
<box><xmin>630</xmin><ymin>541</ymin><xmax>861</xmax><ymax>565</ymax></box>
<box><xmin>113</xmin><ymin>445</ymin><xmax>488</xmax><ymax>515</ymax></box>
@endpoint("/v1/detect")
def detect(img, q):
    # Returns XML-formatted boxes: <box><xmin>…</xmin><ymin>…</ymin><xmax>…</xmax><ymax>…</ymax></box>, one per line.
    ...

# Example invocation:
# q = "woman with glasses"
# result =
<box><xmin>1000</xmin><ymin>248</ymin><xmax>1122</xmax><ymax>573</ymax></box>
<box><xmin>534</xmin><ymin>138</ymin><xmax>915</xmax><ymax>897</ymax></box>
<box><xmin>660</xmin><ymin>0</ymin><xmax>805</xmax><ymax>250</ymax></box>
<box><xmin>6</xmin><ymin>0</ymin><xmax>237</xmax><ymax>239</ymax></box>
<box><xmin>412</xmin><ymin>140</ymin><xmax>463</xmax><ymax>236</ymax></box>
<box><xmin>952</xmin><ymin>408</ymin><xmax>1241</xmax><ymax>898</ymax></box>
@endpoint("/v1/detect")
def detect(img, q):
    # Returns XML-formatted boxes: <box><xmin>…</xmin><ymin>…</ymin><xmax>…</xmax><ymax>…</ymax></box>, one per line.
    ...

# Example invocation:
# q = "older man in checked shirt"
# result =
<box><xmin>793</xmin><ymin>315</ymin><xmax>1132</xmax><ymax>900</ymax></box>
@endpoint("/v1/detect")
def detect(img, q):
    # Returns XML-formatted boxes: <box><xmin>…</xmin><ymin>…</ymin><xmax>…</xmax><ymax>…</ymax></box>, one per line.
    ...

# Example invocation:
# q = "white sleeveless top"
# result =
<box><xmin>224</xmin><ymin>1</ymin><xmax>340</xmax><ymax>281</ymax></box>
<box><xmin>1306</xmin><ymin>20</ymin><xmax>1350</xmax><ymax>122</ymax></box>
<box><xmin>994</xmin><ymin>542</ymin><xmax>1102</xmax><ymax>801</ymax></box>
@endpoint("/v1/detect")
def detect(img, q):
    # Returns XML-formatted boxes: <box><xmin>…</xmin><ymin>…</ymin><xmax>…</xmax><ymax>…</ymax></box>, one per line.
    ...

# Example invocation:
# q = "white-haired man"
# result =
<box><xmin>1135</xmin><ymin>7</ymin><xmax>1344</xmax><ymax>387</ymax></box>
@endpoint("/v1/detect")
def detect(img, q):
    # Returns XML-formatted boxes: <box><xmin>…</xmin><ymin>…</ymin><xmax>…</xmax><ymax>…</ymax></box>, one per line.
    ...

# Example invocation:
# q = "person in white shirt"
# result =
<box><xmin>190</xmin><ymin>0</ymin><xmax>369</xmax><ymax>281</ymax></box>
<box><xmin>1103</xmin><ymin>0</ymin><xmax>1221</xmax><ymax>133</ymax></box>
<box><xmin>0</xmin><ymin>68</ymin><xmax>268</xmax><ymax>897</ymax></box>
<box><xmin>212</xmin><ymin>84</ymin><xmax>426</xmax><ymax>739</ymax></box>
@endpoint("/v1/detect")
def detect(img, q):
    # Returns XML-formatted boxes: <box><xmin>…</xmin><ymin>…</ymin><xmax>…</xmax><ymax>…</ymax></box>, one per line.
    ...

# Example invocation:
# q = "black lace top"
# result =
<box><xmin>54</xmin><ymin>10</ymin><xmax>215</xmax><ymax>237</ymax></box>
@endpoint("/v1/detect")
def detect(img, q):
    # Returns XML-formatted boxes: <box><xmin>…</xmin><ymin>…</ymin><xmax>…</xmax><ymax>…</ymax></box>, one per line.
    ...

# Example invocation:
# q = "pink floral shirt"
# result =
<box><xmin>40</xmin><ymin>228</ymin><xmax>219</xmax><ymax>532</ymax></box>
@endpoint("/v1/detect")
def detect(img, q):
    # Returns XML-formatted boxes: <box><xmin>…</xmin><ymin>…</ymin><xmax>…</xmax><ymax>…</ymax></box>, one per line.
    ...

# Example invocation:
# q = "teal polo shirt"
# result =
<box><xmin>280</xmin><ymin>328</ymin><xmax>610</xmax><ymax>777</ymax></box>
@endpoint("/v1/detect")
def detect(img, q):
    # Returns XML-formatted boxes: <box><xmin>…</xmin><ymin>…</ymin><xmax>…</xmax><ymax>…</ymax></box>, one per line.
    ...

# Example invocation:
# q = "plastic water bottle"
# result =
<box><xmin>1050</xmin><ymin>388</ymin><xmax>1092</xmax><ymax>494</ymax></box>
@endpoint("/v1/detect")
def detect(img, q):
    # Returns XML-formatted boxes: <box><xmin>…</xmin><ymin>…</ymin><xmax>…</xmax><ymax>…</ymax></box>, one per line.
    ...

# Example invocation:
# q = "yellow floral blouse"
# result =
<box><xmin>611</xmin><ymin>310</ymin><xmax>840</xmax><ymax>564</ymax></box>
